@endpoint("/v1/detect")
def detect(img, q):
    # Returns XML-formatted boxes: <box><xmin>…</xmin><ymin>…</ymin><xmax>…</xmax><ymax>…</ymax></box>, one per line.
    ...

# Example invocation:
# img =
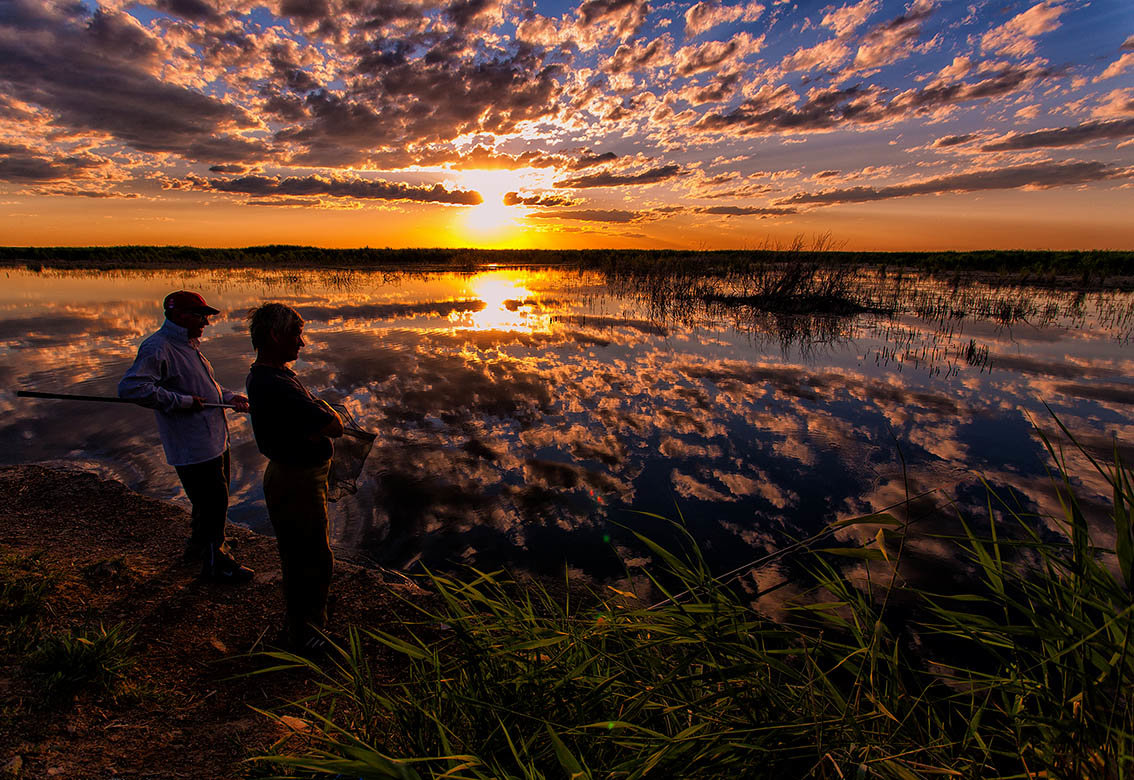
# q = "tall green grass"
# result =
<box><xmin>253</xmin><ymin>430</ymin><xmax>1134</xmax><ymax>779</ymax></box>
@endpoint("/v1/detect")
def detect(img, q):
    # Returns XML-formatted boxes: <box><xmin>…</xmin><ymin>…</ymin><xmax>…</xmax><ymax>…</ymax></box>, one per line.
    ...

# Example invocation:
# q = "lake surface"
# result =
<box><xmin>2</xmin><ymin>265</ymin><xmax>1132</xmax><ymax>594</ymax></box>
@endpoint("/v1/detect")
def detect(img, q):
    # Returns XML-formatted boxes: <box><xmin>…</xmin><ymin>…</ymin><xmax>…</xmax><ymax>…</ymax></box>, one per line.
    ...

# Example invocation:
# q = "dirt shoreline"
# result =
<box><xmin>0</xmin><ymin>463</ymin><xmax>429</xmax><ymax>780</ymax></box>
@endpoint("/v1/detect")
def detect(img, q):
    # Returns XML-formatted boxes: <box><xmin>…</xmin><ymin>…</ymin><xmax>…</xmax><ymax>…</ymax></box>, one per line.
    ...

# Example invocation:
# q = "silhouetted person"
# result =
<box><xmin>119</xmin><ymin>290</ymin><xmax>254</xmax><ymax>583</ymax></box>
<box><xmin>244</xmin><ymin>303</ymin><xmax>343</xmax><ymax>655</ymax></box>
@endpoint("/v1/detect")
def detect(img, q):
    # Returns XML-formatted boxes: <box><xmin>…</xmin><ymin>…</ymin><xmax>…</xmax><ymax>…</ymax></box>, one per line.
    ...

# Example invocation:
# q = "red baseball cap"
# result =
<box><xmin>164</xmin><ymin>290</ymin><xmax>220</xmax><ymax>315</ymax></box>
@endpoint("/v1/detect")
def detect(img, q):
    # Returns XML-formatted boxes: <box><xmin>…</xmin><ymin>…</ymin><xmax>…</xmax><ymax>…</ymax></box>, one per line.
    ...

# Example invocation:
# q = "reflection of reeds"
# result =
<box><xmin>595</xmin><ymin>245</ymin><xmax>1134</xmax><ymax>362</ymax></box>
<box><xmin>254</xmin><ymin>425</ymin><xmax>1134</xmax><ymax>780</ymax></box>
<box><xmin>591</xmin><ymin>238</ymin><xmax>1134</xmax><ymax>357</ymax></box>
<box><xmin>592</xmin><ymin>235</ymin><xmax>885</xmax><ymax>354</ymax></box>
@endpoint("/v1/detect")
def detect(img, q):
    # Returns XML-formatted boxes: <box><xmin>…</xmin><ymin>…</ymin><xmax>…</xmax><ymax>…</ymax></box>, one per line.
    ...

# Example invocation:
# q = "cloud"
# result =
<box><xmin>851</xmin><ymin>0</ymin><xmax>937</xmax><ymax>71</ymax></box>
<box><xmin>931</xmin><ymin>133</ymin><xmax>979</xmax><ymax>148</ymax></box>
<box><xmin>1094</xmin><ymin>88</ymin><xmax>1134</xmax><ymax>119</ymax></box>
<box><xmin>0</xmin><ymin>143</ymin><xmax>107</xmax><ymax>182</ymax></box>
<box><xmin>570</xmin><ymin>151</ymin><xmax>620</xmax><ymax>169</ymax></box>
<box><xmin>444</xmin><ymin>0</ymin><xmax>508</xmax><ymax>30</ymax></box>
<box><xmin>936</xmin><ymin>56</ymin><xmax>972</xmax><ymax>81</ymax></box>
<box><xmin>553</xmin><ymin>164</ymin><xmax>682</xmax><ymax>188</ymax></box>
<box><xmin>674</xmin><ymin>32</ymin><xmax>763</xmax><ymax>76</ymax></box>
<box><xmin>820</xmin><ymin>0</ymin><xmax>880</xmax><ymax>37</ymax></box>
<box><xmin>241</xmin><ymin>197</ymin><xmax>321</xmax><ymax>207</ymax></box>
<box><xmin>153</xmin><ymin>0</ymin><xmax>222</xmax><ymax>23</ymax></box>
<box><xmin>980</xmin><ymin>1</ymin><xmax>1065</xmax><ymax>58</ymax></box>
<box><xmin>694</xmin><ymin>62</ymin><xmax>1047</xmax><ymax>137</ymax></box>
<box><xmin>781</xmin><ymin>37</ymin><xmax>851</xmax><ymax>73</ymax></box>
<box><xmin>777</xmin><ymin>161</ymin><xmax>1127</xmax><ymax>207</ymax></box>
<box><xmin>680</xmin><ymin>70</ymin><xmax>744</xmax><ymax>104</ymax></box>
<box><xmin>0</xmin><ymin>1</ymin><xmax>571</xmax><ymax>172</ymax></box>
<box><xmin>527</xmin><ymin>209</ymin><xmax>641</xmax><ymax>222</ymax></box>
<box><xmin>696</xmin><ymin>205</ymin><xmax>797</xmax><ymax>216</ymax></box>
<box><xmin>197</xmin><ymin>174</ymin><xmax>484</xmax><ymax>204</ymax></box>
<box><xmin>692</xmin><ymin>182</ymin><xmax>774</xmax><ymax>199</ymax></box>
<box><xmin>0</xmin><ymin>3</ymin><xmax>260</xmax><ymax>162</ymax></box>
<box><xmin>575</xmin><ymin>0</ymin><xmax>652</xmax><ymax>43</ymax></box>
<box><xmin>684</xmin><ymin>0</ymin><xmax>764</xmax><ymax>39</ymax></box>
<box><xmin>515</xmin><ymin>15</ymin><xmax>562</xmax><ymax>47</ymax></box>
<box><xmin>503</xmin><ymin>191</ymin><xmax>577</xmax><ymax>206</ymax></box>
<box><xmin>390</xmin><ymin>145</ymin><xmax>613</xmax><ymax>173</ymax></box>
<box><xmin>697</xmin><ymin>61</ymin><xmax>1050</xmax><ymax>137</ymax></box>
<box><xmin>1099</xmin><ymin>52</ymin><xmax>1134</xmax><ymax>82</ymax></box>
<box><xmin>279</xmin><ymin>48</ymin><xmax>564</xmax><ymax>165</ymax></box>
<box><xmin>980</xmin><ymin>118</ymin><xmax>1134</xmax><ymax>151</ymax></box>
<box><xmin>607</xmin><ymin>36</ymin><xmax>674</xmax><ymax>74</ymax></box>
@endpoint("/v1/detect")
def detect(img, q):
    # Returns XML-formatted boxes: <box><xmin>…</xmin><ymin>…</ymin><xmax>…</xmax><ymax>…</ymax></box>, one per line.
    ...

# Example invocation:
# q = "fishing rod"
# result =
<box><xmin>17</xmin><ymin>390</ymin><xmax>236</xmax><ymax>409</ymax></box>
<box><xmin>17</xmin><ymin>389</ymin><xmax>375</xmax><ymax>441</ymax></box>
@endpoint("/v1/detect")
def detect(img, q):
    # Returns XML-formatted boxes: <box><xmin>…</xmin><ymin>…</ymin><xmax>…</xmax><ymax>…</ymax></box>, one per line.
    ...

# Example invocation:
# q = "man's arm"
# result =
<box><xmin>118</xmin><ymin>343</ymin><xmax>196</xmax><ymax>412</ymax></box>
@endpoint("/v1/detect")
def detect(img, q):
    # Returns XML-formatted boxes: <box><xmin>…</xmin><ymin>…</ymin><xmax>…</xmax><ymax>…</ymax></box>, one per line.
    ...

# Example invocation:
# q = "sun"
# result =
<box><xmin>457</xmin><ymin>169</ymin><xmax>528</xmax><ymax>245</ymax></box>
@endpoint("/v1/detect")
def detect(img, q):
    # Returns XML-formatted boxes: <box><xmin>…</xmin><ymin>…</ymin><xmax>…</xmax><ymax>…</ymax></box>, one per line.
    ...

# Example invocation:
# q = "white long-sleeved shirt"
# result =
<box><xmin>118</xmin><ymin>319</ymin><xmax>237</xmax><ymax>466</ymax></box>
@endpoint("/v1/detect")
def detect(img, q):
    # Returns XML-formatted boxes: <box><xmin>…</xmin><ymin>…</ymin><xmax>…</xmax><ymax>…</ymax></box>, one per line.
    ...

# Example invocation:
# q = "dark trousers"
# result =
<box><xmin>263</xmin><ymin>459</ymin><xmax>333</xmax><ymax>642</ymax></box>
<box><xmin>174</xmin><ymin>450</ymin><xmax>230</xmax><ymax>548</ymax></box>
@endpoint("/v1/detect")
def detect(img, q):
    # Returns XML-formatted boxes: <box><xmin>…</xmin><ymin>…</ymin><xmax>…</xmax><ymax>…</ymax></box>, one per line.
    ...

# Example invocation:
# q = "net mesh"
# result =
<box><xmin>327</xmin><ymin>402</ymin><xmax>376</xmax><ymax>502</ymax></box>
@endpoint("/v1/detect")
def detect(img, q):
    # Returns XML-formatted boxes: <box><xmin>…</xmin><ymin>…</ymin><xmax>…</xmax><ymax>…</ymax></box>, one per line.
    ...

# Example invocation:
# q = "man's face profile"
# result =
<box><xmin>169</xmin><ymin>308</ymin><xmax>209</xmax><ymax>340</ymax></box>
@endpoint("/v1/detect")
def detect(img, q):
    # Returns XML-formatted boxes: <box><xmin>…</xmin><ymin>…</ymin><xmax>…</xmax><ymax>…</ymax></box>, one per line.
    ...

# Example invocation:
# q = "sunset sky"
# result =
<box><xmin>0</xmin><ymin>0</ymin><xmax>1131</xmax><ymax>250</ymax></box>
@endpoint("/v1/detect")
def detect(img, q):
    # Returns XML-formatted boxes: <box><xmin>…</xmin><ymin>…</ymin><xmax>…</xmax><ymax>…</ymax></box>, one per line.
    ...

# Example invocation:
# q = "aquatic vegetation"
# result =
<box><xmin>253</xmin><ymin>425</ymin><xmax>1134</xmax><ymax>779</ymax></box>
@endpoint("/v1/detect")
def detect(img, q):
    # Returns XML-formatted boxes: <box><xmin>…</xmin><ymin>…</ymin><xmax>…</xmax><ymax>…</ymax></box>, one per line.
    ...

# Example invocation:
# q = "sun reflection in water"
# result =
<box><xmin>449</xmin><ymin>271</ymin><xmax>551</xmax><ymax>333</ymax></box>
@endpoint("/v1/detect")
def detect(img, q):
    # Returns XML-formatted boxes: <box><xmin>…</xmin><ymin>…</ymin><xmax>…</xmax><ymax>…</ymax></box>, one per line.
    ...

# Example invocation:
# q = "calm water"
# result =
<box><xmin>2</xmin><ymin>266</ymin><xmax>1132</xmax><ymax>590</ymax></box>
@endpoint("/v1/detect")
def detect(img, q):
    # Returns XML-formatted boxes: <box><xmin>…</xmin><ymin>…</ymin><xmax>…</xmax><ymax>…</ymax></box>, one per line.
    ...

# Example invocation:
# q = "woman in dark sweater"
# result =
<box><xmin>245</xmin><ymin>303</ymin><xmax>343</xmax><ymax>655</ymax></box>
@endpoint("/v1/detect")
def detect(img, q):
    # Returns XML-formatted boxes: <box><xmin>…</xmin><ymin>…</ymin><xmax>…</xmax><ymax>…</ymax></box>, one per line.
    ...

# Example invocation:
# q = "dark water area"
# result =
<box><xmin>2</xmin><ymin>266</ymin><xmax>1132</xmax><ymax>596</ymax></box>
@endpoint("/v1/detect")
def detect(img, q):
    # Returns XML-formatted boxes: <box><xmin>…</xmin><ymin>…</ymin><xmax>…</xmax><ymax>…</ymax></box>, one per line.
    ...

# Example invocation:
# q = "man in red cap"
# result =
<box><xmin>119</xmin><ymin>290</ymin><xmax>254</xmax><ymax>583</ymax></box>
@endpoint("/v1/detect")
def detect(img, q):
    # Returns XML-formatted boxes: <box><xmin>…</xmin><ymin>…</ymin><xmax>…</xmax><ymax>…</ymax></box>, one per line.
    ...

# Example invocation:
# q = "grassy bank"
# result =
<box><xmin>254</xmin><ymin>428</ymin><xmax>1134</xmax><ymax>779</ymax></box>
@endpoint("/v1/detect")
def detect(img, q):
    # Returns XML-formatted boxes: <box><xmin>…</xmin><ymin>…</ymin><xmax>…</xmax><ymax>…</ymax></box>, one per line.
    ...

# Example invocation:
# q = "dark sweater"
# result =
<box><xmin>245</xmin><ymin>364</ymin><xmax>337</xmax><ymax>467</ymax></box>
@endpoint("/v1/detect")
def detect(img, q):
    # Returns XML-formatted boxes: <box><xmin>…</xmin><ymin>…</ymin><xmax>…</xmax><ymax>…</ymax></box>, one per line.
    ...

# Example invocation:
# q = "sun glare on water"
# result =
<box><xmin>449</xmin><ymin>271</ymin><xmax>549</xmax><ymax>332</ymax></box>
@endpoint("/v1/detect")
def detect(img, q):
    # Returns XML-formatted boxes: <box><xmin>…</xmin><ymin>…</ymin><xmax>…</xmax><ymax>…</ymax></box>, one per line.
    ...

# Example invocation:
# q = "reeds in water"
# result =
<box><xmin>253</xmin><ymin>424</ymin><xmax>1134</xmax><ymax>779</ymax></box>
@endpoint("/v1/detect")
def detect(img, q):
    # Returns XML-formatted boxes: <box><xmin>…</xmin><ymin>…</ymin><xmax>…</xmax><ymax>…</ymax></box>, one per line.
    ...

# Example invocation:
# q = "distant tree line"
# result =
<box><xmin>0</xmin><ymin>244</ymin><xmax>1131</xmax><ymax>280</ymax></box>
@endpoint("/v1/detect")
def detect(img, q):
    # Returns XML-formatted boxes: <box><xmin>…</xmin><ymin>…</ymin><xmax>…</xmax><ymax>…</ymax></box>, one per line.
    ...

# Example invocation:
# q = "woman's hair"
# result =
<box><xmin>246</xmin><ymin>303</ymin><xmax>303</xmax><ymax>350</ymax></box>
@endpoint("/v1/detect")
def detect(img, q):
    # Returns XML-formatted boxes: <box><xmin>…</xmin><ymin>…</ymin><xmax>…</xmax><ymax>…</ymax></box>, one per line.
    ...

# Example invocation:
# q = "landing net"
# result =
<box><xmin>327</xmin><ymin>402</ymin><xmax>376</xmax><ymax>502</ymax></box>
